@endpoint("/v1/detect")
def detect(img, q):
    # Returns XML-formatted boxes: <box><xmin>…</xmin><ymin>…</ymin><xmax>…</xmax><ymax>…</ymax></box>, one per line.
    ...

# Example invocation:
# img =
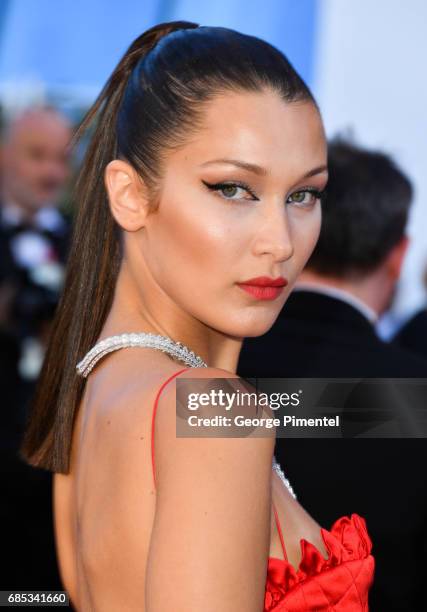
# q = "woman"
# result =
<box><xmin>21</xmin><ymin>21</ymin><xmax>375</xmax><ymax>611</ymax></box>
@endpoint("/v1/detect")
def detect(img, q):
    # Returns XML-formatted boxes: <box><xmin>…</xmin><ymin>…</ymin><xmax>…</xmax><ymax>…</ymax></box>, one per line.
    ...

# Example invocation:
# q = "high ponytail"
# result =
<box><xmin>20</xmin><ymin>20</ymin><xmax>315</xmax><ymax>473</ymax></box>
<box><xmin>20</xmin><ymin>21</ymin><xmax>199</xmax><ymax>472</ymax></box>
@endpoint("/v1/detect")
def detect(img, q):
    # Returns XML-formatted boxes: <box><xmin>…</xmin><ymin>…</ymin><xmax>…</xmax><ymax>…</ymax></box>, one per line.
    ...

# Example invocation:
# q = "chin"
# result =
<box><xmin>221</xmin><ymin>314</ymin><xmax>279</xmax><ymax>339</ymax></box>
<box><xmin>243</xmin><ymin>323</ymin><xmax>276</xmax><ymax>338</ymax></box>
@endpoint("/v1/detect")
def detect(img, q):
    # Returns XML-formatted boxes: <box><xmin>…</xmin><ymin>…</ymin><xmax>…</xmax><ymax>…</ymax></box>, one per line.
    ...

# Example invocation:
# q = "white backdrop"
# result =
<box><xmin>313</xmin><ymin>0</ymin><xmax>427</xmax><ymax>322</ymax></box>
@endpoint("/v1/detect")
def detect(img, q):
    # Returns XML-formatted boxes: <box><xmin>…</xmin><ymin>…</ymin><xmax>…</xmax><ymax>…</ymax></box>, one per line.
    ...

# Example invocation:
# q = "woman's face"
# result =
<box><xmin>141</xmin><ymin>89</ymin><xmax>327</xmax><ymax>338</ymax></box>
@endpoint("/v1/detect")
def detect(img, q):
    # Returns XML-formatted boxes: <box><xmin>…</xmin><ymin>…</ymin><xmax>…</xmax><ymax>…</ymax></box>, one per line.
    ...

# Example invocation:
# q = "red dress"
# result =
<box><xmin>152</xmin><ymin>369</ymin><xmax>375</xmax><ymax>611</ymax></box>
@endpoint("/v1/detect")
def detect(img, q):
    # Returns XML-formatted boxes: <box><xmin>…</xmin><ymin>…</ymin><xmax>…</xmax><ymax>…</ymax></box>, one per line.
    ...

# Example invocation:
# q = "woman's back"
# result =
<box><xmin>54</xmin><ymin>349</ymin><xmax>176</xmax><ymax>609</ymax></box>
<box><xmin>53</xmin><ymin>345</ymin><xmax>332</xmax><ymax>610</ymax></box>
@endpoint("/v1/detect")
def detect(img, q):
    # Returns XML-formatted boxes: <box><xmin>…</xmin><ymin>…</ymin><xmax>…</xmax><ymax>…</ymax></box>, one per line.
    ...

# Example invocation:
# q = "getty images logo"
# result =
<box><xmin>187</xmin><ymin>388</ymin><xmax>302</xmax><ymax>411</ymax></box>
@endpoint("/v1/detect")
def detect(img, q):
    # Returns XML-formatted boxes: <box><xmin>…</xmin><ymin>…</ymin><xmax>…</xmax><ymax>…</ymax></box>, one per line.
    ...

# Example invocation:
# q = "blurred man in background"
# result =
<box><xmin>0</xmin><ymin>106</ymin><xmax>72</xmax><ymax>363</ymax></box>
<box><xmin>238</xmin><ymin>138</ymin><xmax>427</xmax><ymax>611</ymax></box>
<box><xmin>1</xmin><ymin>105</ymin><xmax>71</xmax><ymax>220</ymax></box>
<box><xmin>0</xmin><ymin>105</ymin><xmax>73</xmax><ymax>590</ymax></box>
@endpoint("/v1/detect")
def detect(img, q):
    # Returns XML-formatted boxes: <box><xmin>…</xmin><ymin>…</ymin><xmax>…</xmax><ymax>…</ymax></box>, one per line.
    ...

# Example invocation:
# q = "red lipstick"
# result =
<box><xmin>236</xmin><ymin>276</ymin><xmax>288</xmax><ymax>301</ymax></box>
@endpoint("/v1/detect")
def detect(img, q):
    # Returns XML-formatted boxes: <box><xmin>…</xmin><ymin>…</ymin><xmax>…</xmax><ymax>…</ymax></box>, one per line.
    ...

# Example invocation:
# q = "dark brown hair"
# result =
<box><xmin>20</xmin><ymin>20</ymin><xmax>316</xmax><ymax>473</ymax></box>
<box><xmin>306</xmin><ymin>136</ymin><xmax>413</xmax><ymax>277</ymax></box>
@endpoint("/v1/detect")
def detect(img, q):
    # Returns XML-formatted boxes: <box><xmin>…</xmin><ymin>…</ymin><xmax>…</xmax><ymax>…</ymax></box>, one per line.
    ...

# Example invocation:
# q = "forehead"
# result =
<box><xmin>175</xmin><ymin>89</ymin><xmax>326</xmax><ymax>176</ymax></box>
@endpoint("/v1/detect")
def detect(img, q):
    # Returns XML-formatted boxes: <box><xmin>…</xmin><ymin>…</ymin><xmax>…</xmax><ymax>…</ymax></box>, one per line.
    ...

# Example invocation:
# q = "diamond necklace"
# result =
<box><xmin>75</xmin><ymin>331</ymin><xmax>296</xmax><ymax>499</ymax></box>
<box><xmin>76</xmin><ymin>331</ymin><xmax>208</xmax><ymax>377</ymax></box>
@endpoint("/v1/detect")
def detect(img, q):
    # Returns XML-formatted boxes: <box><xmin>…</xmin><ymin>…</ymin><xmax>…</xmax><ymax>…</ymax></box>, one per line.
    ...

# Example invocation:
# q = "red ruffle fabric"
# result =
<box><xmin>264</xmin><ymin>513</ymin><xmax>375</xmax><ymax>611</ymax></box>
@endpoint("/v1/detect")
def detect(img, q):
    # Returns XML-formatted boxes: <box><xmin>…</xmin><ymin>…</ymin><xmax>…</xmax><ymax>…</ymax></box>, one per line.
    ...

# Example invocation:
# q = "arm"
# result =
<box><xmin>145</xmin><ymin>367</ymin><xmax>275</xmax><ymax>611</ymax></box>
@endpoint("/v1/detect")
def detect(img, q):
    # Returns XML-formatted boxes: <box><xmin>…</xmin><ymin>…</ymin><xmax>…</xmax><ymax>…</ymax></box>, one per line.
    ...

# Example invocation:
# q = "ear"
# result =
<box><xmin>386</xmin><ymin>235</ymin><xmax>409</xmax><ymax>280</ymax></box>
<box><xmin>104</xmin><ymin>159</ymin><xmax>150</xmax><ymax>231</ymax></box>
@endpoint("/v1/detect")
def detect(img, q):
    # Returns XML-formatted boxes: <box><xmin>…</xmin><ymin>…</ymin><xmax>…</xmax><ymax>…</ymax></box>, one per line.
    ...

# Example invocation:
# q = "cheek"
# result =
<box><xmin>147</xmin><ymin>195</ymin><xmax>237</xmax><ymax>296</ymax></box>
<box><xmin>24</xmin><ymin>162</ymin><xmax>40</xmax><ymax>182</ymax></box>
<box><xmin>13</xmin><ymin>159</ymin><xmax>27</xmax><ymax>178</ymax></box>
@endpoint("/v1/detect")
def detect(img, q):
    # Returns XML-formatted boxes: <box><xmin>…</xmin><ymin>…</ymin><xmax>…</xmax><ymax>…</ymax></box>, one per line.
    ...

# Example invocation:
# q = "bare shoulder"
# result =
<box><xmin>145</xmin><ymin>364</ymin><xmax>274</xmax><ymax>610</ymax></box>
<box><xmin>90</xmin><ymin>353</ymin><xmax>274</xmax><ymax>477</ymax></box>
<box><xmin>88</xmin><ymin>348</ymin><xmax>190</xmax><ymax>420</ymax></box>
<box><xmin>82</xmin><ymin>349</ymin><xmax>199</xmax><ymax>467</ymax></box>
<box><xmin>154</xmin><ymin>364</ymin><xmax>274</xmax><ymax>460</ymax></box>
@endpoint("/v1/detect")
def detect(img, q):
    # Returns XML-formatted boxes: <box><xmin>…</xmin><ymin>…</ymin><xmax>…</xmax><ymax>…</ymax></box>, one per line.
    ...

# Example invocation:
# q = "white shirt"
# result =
<box><xmin>0</xmin><ymin>201</ymin><xmax>66</xmax><ymax>287</ymax></box>
<box><xmin>293</xmin><ymin>281</ymin><xmax>379</xmax><ymax>325</ymax></box>
<box><xmin>0</xmin><ymin>201</ymin><xmax>66</xmax><ymax>232</ymax></box>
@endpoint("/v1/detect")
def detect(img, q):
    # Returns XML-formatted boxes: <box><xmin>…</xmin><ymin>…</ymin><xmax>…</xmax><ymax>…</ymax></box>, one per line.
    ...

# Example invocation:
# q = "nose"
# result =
<box><xmin>252</xmin><ymin>203</ymin><xmax>294</xmax><ymax>262</ymax></box>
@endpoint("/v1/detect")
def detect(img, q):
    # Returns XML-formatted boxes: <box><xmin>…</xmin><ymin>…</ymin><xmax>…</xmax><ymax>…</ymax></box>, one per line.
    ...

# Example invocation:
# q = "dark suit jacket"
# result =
<box><xmin>0</xmin><ymin>204</ymin><xmax>68</xmax><ymax>589</ymax></box>
<box><xmin>238</xmin><ymin>290</ymin><xmax>427</xmax><ymax>612</ymax></box>
<box><xmin>393</xmin><ymin>308</ymin><xmax>427</xmax><ymax>361</ymax></box>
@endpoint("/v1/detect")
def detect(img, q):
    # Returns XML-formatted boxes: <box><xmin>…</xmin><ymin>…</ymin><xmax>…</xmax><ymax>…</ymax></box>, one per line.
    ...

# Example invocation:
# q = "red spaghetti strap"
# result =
<box><xmin>272</xmin><ymin>500</ymin><xmax>288</xmax><ymax>561</ymax></box>
<box><xmin>151</xmin><ymin>367</ymin><xmax>192</xmax><ymax>489</ymax></box>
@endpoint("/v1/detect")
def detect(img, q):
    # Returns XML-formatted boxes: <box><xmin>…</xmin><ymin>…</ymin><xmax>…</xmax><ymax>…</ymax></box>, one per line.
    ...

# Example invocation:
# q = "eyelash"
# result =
<box><xmin>202</xmin><ymin>180</ymin><xmax>326</xmax><ymax>207</ymax></box>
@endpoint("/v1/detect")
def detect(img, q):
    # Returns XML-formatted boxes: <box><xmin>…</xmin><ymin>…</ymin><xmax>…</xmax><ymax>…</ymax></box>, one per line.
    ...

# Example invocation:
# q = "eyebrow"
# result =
<box><xmin>199</xmin><ymin>158</ymin><xmax>328</xmax><ymax>180</ymax></box>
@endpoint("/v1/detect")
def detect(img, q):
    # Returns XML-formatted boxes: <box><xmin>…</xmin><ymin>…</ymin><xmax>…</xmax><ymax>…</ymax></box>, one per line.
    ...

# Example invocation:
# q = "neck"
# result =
<box><xmin>101</xmin><ymin>260</ymin><xmax>243</xmax><ymax>373</ymax></box>
<box><xmin>298</xmin><ymin>269</ymin><xmax>392</xmax><ymax>317</ymax></box>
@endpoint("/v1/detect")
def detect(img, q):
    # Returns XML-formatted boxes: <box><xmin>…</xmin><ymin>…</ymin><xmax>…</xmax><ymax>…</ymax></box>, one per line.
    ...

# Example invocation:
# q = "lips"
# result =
<box><xmin>238</xmin><ymin>276</ymin><xmax>288</xmax><ymax>287</ymax></box>
<box><xmin>236</xmin><ymin>276</ymin><xmax>288</xmax><ymax>301</ymax></box>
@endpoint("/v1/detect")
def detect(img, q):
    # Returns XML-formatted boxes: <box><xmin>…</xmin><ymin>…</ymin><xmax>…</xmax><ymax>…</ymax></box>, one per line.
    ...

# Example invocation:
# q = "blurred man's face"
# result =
<box><xmin>2</xmin><ymin>110</ymin><xmax>72</xmax><ymax>212</ymax></box>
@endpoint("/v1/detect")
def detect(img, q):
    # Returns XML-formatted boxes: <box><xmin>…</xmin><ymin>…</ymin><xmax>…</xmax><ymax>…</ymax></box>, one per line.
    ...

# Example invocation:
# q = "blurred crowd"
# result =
<box><xmin>0</xmin><ymin>104</ymin><xmax>426</xmax><ymax>608</ymax></box>
<box><xmin>0</xmin><ymin>105</ymin><xmax>73</xmax><ymax>589</ymax></box>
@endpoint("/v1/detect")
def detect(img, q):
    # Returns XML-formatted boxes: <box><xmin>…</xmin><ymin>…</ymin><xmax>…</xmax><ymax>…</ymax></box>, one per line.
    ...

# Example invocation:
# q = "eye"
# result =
<box><xmin>202</xmin><ymin>180</ymin><xmax>258</xmax><ymax>201</ymax></box>
<box><xmin>286</xmin><ymin>188</ymin><xmax>325</xmax><ymax>208</ymax></box>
